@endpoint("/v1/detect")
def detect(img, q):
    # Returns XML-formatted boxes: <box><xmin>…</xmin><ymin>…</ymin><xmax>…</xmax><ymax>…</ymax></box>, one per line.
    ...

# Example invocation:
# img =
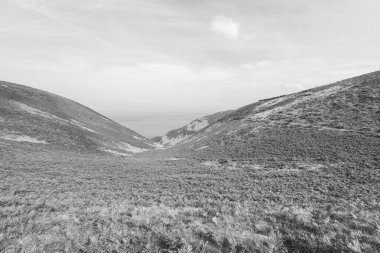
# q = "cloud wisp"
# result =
<box><xmin>9</xmin><ymin>0</ymin><xmax>51</xmax><ymax>15</ymax></box>
<box><xmin>2</xmin><ymin>0</ymin><xmax>113</xmax><ymax>34</ymax></box>
<box><xmin>211</xmin><ymin>15</ymin><xmax>240</xmax><ymax>40</ymax></box>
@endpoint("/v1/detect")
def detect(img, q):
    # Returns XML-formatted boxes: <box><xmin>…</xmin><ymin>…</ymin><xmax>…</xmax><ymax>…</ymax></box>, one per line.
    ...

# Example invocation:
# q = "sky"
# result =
<box><xmin>0</xmin><ymin>0</ymin><xmax>379</xmax><ymax>137</ymax></box>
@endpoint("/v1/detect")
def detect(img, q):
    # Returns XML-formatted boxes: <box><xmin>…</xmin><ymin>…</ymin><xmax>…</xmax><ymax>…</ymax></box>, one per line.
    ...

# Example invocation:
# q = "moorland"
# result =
<box><xmin>1</xmin><ymin>141</ymin><xmax>379</xmax><ymax>252</ymax></box>
<box><xmin>1</xmin><ymin>71</ymin><xmax>380</xmax><ymax>253</ymax></box>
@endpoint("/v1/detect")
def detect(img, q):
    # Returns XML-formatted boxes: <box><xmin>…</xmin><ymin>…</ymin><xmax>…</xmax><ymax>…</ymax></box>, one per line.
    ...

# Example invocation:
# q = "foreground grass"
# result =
<box><xmin>0</xmin><ymin>142</ymin><xmax>379</xmax><ymax>252</ymax></box>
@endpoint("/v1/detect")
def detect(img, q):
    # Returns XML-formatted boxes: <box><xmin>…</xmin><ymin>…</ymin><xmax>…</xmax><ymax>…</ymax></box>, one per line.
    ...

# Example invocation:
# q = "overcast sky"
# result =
<box><xmin>1</xmin><ymin>0</ymin><xmax>379</xmax><ymax>137</ymax></box>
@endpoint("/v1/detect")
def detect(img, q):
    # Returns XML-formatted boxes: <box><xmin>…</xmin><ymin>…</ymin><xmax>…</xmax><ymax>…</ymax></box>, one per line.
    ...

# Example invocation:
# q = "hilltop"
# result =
<box><xmin>168</xmin><ymin>71</ymin><xmax>380</xmax><ymax>165</ymax></box>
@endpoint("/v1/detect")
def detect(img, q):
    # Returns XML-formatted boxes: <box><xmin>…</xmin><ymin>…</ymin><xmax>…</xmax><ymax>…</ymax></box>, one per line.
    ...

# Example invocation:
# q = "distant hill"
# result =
<box><xmin>171</xmin><ymin>71</ymin><xmax>380</xmax><ymax>164</ymax></box>
<box><xmin>0</xmin><ymin>81</ymin><xmax>157</xmax><ymax>155</ymax></box>
<box><xmin>152</xmin><ymin>110</ymin><xmax>232</xmax><ymax>146</ymax></box>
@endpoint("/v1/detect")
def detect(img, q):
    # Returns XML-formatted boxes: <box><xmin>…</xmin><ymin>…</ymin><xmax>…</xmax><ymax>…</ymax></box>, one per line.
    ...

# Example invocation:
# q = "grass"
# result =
<box><xmin>0</xmin><ymin>81</ymin><xmax>154</xmax><ymax>153</ymax></box>
<box><xmin>1</xmin><ymin>141</ymin><xmax>379</xmax><ymax>252</ymax></box>
<box><xmin>1</xmin><ymin>72</ymin><xmax>379</xmax><ymax>252</ymax></box>
<box><xmin>169</xmin><ymin>73</ymin><xmax>380</xmax><ymax>169</ymax></box>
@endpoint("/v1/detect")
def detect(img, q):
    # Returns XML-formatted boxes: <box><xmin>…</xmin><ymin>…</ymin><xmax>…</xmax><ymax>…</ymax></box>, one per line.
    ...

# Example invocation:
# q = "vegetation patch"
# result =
<box><xmin>0</xmin><ymin>144</ymin><xmax>379</xmax><ymax>252</ymax></box>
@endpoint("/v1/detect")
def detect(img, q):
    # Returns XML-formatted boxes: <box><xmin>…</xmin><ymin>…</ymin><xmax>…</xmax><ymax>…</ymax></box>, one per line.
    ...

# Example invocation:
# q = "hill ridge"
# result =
<box><xmin>166</xmin><ymin>70</ymin><xmax>380</xmax><ymax>165</ymax></box>
<box><xmin>0</xmin><ymin>80</ymin><xmax>155</xmax><ymax>155</ymax></box>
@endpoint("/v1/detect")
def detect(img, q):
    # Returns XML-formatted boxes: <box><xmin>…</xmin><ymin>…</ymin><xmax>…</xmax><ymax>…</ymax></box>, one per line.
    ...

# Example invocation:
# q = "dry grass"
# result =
<box><xmin>1</xmin><ymin>142</ymin><xmax>379</xmax><ymax>252</ymax></box>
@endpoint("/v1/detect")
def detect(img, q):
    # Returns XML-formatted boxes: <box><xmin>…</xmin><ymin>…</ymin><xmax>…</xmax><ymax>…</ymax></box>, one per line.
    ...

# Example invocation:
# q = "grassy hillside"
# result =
<box><xmin>0</xmin><ymin>81</ymin><xmax>156</xmax><ymax>155</ymax></box>
<box><xmin>0</xmin><ymin>141</ymin><xmax>379</xmax><ymax>252</ymax></box>
<box><xmin>170</xmin><ymin>71</ymin><xmax>380</xmax><ymax>165</ymax></box>
<box><xmin>1</xmin><ymin>71</ymin><xmax>379</xmax><ymax>252</ymax></box>
<box><xmin>152</xmin><ymin>111</ymin><xmax>232</xmax><ymax>146</ymax></box>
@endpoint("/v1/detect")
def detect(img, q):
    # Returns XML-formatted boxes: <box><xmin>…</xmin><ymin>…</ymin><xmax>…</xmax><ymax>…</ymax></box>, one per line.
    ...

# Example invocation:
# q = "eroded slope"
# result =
<box><xmin>152</xmin><ymin>110</ymin><xmax>232</xmax><ymax>146</ymax></box>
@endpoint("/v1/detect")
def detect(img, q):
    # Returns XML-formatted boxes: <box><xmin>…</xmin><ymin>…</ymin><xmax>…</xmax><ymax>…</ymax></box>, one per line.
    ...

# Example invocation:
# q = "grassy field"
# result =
<box><xmin>1</xmin><ymin>141</ymin><xmax>379</xmax><ymax>252</ymax></box>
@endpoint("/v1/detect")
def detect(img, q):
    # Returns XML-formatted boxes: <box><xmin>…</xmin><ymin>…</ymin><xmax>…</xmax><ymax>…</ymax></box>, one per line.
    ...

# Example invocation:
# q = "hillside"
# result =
<box><xmin>152</xmin><ymin>110</ymin><xmax>232</xmax><ymax>146</ymax></box>
<box><xmin>171</xmin><ymin>71</ymin><xmax>380</xmax><ymax>165</ymax></box>
<box><xmin>0</xmin><ymin>81</ymin><xmax>157</xmax><ymax>155</ymax></box>
<box><xmin>1</xmin><ymin>72</ymin><xmax>380</xmax><ymax>253</ymax></box>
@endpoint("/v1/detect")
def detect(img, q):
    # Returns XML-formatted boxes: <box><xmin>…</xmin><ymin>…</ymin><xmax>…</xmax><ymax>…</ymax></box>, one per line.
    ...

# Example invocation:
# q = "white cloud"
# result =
<box><xmin>9</xmin><ymin>0</ymin><xmax>80</xmax><ymax>32</ymax></box>
<box><xmin>9</xmin><ymin>0</ymin><xmax>110</xmax><ymax>13</ymax></box>
<box><xmin>211</xmin><ymin>15</ymin><xmax>240</xmax><ymax>40</ymax></box>
<box><xmin>7</xmin><ymin>0</ymin><xmax>111</xmax><ymax>34</ymax></box>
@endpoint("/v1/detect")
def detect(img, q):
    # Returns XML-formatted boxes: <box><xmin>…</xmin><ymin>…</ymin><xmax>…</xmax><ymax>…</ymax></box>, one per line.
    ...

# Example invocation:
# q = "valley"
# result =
<box><xmin>0</xmin><ymin>71</ymin><xmax>379</xmax><ymax>252</ymax></box>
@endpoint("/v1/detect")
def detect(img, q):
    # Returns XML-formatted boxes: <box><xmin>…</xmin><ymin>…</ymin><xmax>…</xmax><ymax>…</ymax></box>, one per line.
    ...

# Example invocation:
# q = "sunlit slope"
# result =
<box><xmin>0</xmin><ymin>81</ymin><xmax>156</xmax><ymax>154</ymax></box>
<box><xmin>174</xmin><ymin>71</ymin><xmax>380</xmax><ymax>164</ymax></box>
<box><xmin>152</xmin><ymin>110</ymin><xmax>232</xmax><ymax>147</ymax></box>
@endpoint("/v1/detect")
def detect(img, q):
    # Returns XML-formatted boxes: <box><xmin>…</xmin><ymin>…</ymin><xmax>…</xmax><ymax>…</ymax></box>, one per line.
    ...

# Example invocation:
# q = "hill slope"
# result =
<box><xmin>172</xmin><ymin>71</ymin><xmax>380</xmax><ymax>164</ymax></box>
<box><xmin>0</xmin><ymin>81</ymin><xmax>156</xmax><ymax>155</ymax></box>
<box><xmin>152</xmin><ymin>110</ymin><xmax>232</xmax><ymax>146</ymax></box>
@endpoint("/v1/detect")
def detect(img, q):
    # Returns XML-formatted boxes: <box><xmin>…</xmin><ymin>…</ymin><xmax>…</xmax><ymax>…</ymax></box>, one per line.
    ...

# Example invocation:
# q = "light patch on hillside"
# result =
<box><xmin>118</xmin><ymin>143</ymin><xmax>148</xmax><ymax>153</ymax></box>
<box><xmin>156</xmin><ymin>118</ymin><xmax>209</xmax><ymax>147</ymax></box>
<box><xmin>212</xmin><ymin>130</ymin><xmax>223</xmax><ymax>136</ymax></box>
<box><xmin>133</xmin><ymin>136</ymin><xmax>147</xmax><ymax>142</ymax></box>
<box><xmin>186</xmin><ymin>118</ymin><xmax>209</xmax><ymax>131</ymax></box>
<box><xmin>101</xmin><ymin>148</ymin><xmax>131</xmax><ymax>156</ymax></box>
<box><xmin>14</xmin><ymin>101</ymin><xmax>98</xmax><ymax>133</ymax></box>
<box><xmin>248</xmin><ymin>110</ymin><xmax>274</xmax><ymax>121</ymax></box>
<box><xmin>133</xmin><ymin>135</ymin><xmax>156</xmax><ymax>146</ymax></box>
<box><xmin>70</xmin><ymin>119</ymin><xmax>97</xmax><ymax>133</ymax></box>
<box><xmin>201</xmin><ymin>161</ymin><xmax>219</xmax><ymax>167</ymax></box>
<box><xmin>248</xmin><ymin>85</ymin><xmax>347</xmax><ymax>121</ymax></box>
<box><xmin>166</xmin><ymin>157</ymin><xmax>181</xmax><ymax>161</ymax></box>
<box><xmin>205</xmin><ymin>123</ymin><xmax>222</xmax><ymax>133</ymax></box>
<box><xmin>148</xmin><ymin>142</ymin><xmax>164</xmax><ymax>149</ymax></box>
<box><xmin>15</xmin><ymin>101</ymin><xmax>61</xmax><ymax>120</ymax></box>
<box><xmin>197</xmin><ymin>146</ymin><xmax>209</xmax><ymax>151</ymax></box>
<box><xmin>1</xmin><ymin>135</ymin><xmax>47</xmax><ymax>144</ymax></box>
<box><xmin>186</xmin><ymin>135</ymin><xmax>207</xmax><ymax>144</ymax></box>
<box><xmin>161</xmin><ymin>134</ymin><xmax>188</xmax><ymax>146</ymax></box>
<box><xmin>255</xmin><ymin>96</ymin><xmax>289</xmax><ymax>111</ymax></box>
<box><xmin>182</xmin><ymin>128</ymin><xmax>211</xmax><ymax>144</ymax></box>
